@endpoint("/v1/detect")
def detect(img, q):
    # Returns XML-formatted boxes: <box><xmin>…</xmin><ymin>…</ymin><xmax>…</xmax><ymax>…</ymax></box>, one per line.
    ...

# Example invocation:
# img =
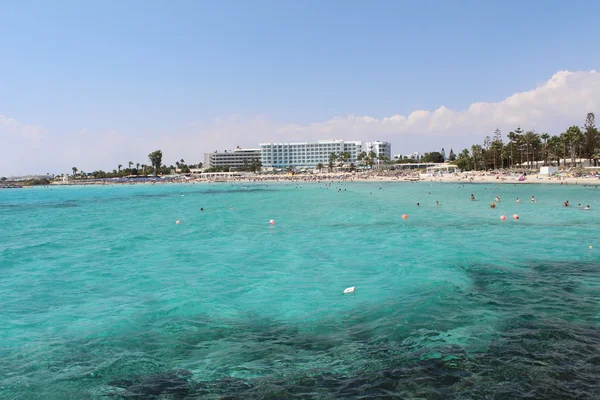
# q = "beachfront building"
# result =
<box><xmin>391</xmin><ymin>162</ymin><xmax>437</xmax><ymax>170</ymax></box>
<box><xmin>405</xmin><ymin>152</ymin><xmax>424</xmax><ymax>162</ymax></box>
<box><xmin>203</xmin><ymin>148</ymin><xmax>261</xmax><ymax>170</ymax></box>
<box><xmin>425</xmin><ymin>163</ymin><xmax>460</xmax><ymax>175</ymax></box>
<box><xmin>365</xmin><ymin>141</ymin><xmax>392</xmax><ymax>159</ymax></box>
<box><xmin>259</xmin><ymin>140</ymin><xmax>363</xmax><ymax>169</ymax></box>
<box><xmin>392</xmin><ymin>152</ymin><xmax>423</xmax><ymax>162</ymax></box>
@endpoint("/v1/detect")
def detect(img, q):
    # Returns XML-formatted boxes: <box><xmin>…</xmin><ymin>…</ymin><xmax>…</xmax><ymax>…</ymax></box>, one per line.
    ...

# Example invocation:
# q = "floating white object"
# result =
<box><xmin>343</xmin><ymin>286</ymin><xmax>355</xmax><ymax>294</ymax></box>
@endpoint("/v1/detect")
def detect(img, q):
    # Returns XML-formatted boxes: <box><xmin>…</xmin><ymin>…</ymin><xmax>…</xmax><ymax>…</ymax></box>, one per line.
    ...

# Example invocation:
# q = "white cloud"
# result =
<box><xmin>188</xmin><ymin>70</ymin><xmax>599</xmax><ymax>156</ymax></box>
<box><xmin>1</xmin><ymin>70</ymin><xmax>599</xmax><ymax>176</ymax></box>
<box><xmin>0</xmin><ymin>115</ymin><xmax>48</xmax><ymax>176</ymax></box>
<box><xmin>0</xmin><ymin>115</ymin><xmax>46</xmax><ymax>139</ymax></box>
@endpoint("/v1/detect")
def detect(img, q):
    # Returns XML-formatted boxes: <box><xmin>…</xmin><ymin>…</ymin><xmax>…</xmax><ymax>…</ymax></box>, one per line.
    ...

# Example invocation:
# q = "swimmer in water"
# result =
<box><xmin>471</xmin><ymin>194</ymin><xmax>475</xmax><ymax>200</ymax></box>
<box><xmin>531</xmin><ymin>196</ymin><xmax>536</xmax><ymax>203</ymax></box>
<box><xmin>495</xmin><ymin>196</ymin><xmax>500</xmax><ymax>203</ymax></box>
<box><xmin>490</xmin><ymin>203</ymin><xmax>496</xmax><ymax>208</ymax></box>
<box><xmin>583</xmin><ymin>204</ymin><xmax>590</xmax><ymax>210</ymax></box>
<box><xmin>436</xmin><ymin>201</ymin><xmax>440</xmax><ymax>206</ymax></box>
<box><xmin>416</xmin><ymin>202</ymin><xmax>420</xmax><ymax>206</ymax></box>
<box><xmin>516</xmin><ymin>197</ymin><xmax>520</xmax><ymax>203</ymax></box>
<box><xmin>578</xmin><ymin>203</ymin><xmax>581</xmax><ymax>207</ymax></box>
<box><xmin>563</xmin><ymin>200</ymin><xmax>569</xmax><ymax>207</ymax></box>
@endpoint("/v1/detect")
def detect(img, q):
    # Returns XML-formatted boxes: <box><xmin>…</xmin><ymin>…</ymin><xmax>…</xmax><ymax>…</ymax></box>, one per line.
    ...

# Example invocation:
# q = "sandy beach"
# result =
<box><xmin>48</xmin><ymin>170</ymin><xmax>600</xmax><ymax>187</ymax></box>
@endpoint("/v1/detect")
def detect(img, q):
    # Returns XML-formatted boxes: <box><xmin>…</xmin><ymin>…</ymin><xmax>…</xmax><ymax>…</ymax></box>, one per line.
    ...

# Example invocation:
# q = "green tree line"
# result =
<box><xmin>451</xmin><ymin>113</ymin><xmax>599</xmax><ymax>171</ymax></box>
<box><xmin>69</xmin><ymin>150</ymin><xmax>204</xmax><ymax>179</ymax></box>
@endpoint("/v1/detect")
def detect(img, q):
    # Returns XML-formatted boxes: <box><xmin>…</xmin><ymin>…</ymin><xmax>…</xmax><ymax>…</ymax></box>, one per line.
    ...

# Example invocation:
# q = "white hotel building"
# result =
<box><xmin>258</xmin><ymin>140</ymin><xmax>391</xmax><ymax>169</ymax></box>
<box><xmin>203</xmin><ymin>148</ymin><xmax>262</xmax><ymax>169</ymax></box>
<box><xmin>365</xmin><ymin>141</ymin><xmax>392</xmax><ymax>160</ymax></box>
<box><xmin>259</xmin><ymin>140</ymin><xmax>364</xmax><ymax>169</ymax></box>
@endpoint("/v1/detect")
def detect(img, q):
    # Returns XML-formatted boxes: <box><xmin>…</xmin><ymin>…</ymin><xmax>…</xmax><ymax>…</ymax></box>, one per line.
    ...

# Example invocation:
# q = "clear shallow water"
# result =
<box><xmin>1</xmin><ymin>181</ymin><xmax>600</xmax><ymax>399</ymax></box>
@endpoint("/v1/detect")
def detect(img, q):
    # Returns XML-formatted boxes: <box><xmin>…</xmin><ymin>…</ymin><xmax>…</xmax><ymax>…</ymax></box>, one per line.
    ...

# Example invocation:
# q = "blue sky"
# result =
<box><xmin>1</xmin><ymin>0</ymin><xmax>600</xmax><ymax>175</ymax></box>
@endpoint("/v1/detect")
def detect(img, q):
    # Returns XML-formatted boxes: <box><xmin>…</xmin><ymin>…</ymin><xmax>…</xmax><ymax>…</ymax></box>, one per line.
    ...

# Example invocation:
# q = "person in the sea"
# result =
<box><xmin>578</xmin><ymin>203</ymin><xmax>581</xmax><ymax>207</ymax></box>
<box><xmin>416</xmin><ymin>202</ymin><xmax>420</xmax><ymax>206</ymax></box>
<box><xmin>516</xmin><ymin>197</ymin><xmax>520</xmax><ymax>203</ymax></box>
<box><xmin>471</xmin><ymin>194</ymin><xmax>475</xmax><ymax>200</ymax></box>
<box><xmin>490</xmin><ymin>203</ymin><xmax>496</xmax><ymax>208</ymax></box>
<box><xmin>531</xmin><ymin>196</ymin><xmax>536</xmax><ymax>203</ymax></box>
<box><xmin>563</xmin><ymin>200</ymin><xmax>569</xmax><ymax>207</ymax></box>
<box><xmin>584</xmin><ymin>205</ymin><xmax>591</xmax><ymax>210</ymax></box>
<box><xmin>495</xmin><ymin>196</ymin><xmax>500</xmax><ymax>202</ymax></box>
<box><xmin>436</xmin><ymin>201</ymin><xmax>440</xmax><ymax>206</ymax></box>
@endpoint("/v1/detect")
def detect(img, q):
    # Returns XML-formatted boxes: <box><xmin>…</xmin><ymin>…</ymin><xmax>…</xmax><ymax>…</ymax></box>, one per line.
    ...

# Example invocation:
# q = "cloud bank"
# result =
<box><xmin>1</xmin><ymin>70</ymin><xmax>599</xmax><ymax>176</ymax></box>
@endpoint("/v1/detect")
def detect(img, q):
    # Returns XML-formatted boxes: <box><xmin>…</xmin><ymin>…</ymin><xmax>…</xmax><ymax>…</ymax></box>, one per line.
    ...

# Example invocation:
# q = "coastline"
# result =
<box><xmin>44</xmin><ymin>171</ymin><xmax>600</xmax><ymax>187</ymax></box>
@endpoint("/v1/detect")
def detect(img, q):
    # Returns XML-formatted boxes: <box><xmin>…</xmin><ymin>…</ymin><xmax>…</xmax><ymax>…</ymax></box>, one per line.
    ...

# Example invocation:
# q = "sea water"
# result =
<box><xmin>1</xmin><ymin>181</ymin><xmax>599</xmax><ymax>399</ymax></box>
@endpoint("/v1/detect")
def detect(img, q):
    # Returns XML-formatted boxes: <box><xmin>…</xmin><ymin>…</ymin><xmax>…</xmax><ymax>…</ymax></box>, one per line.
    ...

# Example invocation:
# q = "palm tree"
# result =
<box><xmin>507</xmin><ymin>132</ymin><xmax>517</xmax><ymax>169</ymax></box>
<box><xmin>337</xmin><ymin>152</ymin><xmax>350</xmax><ymax>170</ymax></box>
<box><xmin>328</xmin><ymin>153</ymin><xmax>337</xmax><ymax>172</ymax></box>
<box><xmin>118</xmin><ymin>164</ymin><xmax>122</xmax><ymax>174</ymax></box>
<box><xmin>510</xmin><ymin>127</ymin><xmax>524</xmax><ymax>168</ymax></box>
<box><xmin>540</xmin><ymin>133</ymin><xmax>550</xmax><ymax>166</ymax></box>
<box><xmin>560</xmin><ymin>132</ymin><xmax>569</xmax><ymax>168</ymax></box>
<box><xmin>357</xmin><ymin>151</ymin><xmax>367</xmax><ymax>169</ymax></box>
<box><xmin>471</xmin><ymin>145</ymin><xmax>483</xmax><ymax>170</ymax></box>
<box><xmin>523</xmin><ymin>131</ymin><xmax>539</xmax><ymax>169</ymax></box>
<box><xmin>72</xmin><ymin>167</ymin><xmax>78</xmax><ymax>176</ymax></box>
<box><xmin>592</xmin><ymin>147</ymin><xmax>600</xmax><ymax>164</ymax></box>
<box><xmin>367</xmin><ymin>151</ymin><xmax>377</xmax><ymax>169</ymax></box>
<box><xmin>533</xmin><ymin>134</ymin><xmax>542</xmax><ymax>168</ymax></box>
<box><xmin>501</xmin><ymin>145</ymin><xmax>509</xmax><ymax>169</ymax></box>
<box><xmin>378</xmin><ymin>155</ymin><xmax>390</xmax><ymax>170</ymax></box>
<box><xmin>515</xmin><ymin>135</ymin><xmax>525</xmax><ymax>167</ymax></box>
<box><xmin>376</xmin><ymin>153</ymin><xmax>385</xmax><ymax>170</ymax></box>
<box><xmin>316</xmin><ymin>163</ymin><xmax>324</xmax><ymax>172</ymax></box>
<box><xmin>565</xmin><ymin>125</ymin><xmax>583</xmax><ymax>166</ymax></box>
<box><xmin>522</xmin><ymin>131</ymin><xmax>532</xmax><ymax>169</ymax></box>
<box><xmin>584</xmin><ymin>113</ymin><xmax>598</xmax><ymax>166</ymax></box>
<box><xmin>128</xmin><ymin>161</ymin><xmax>133</xmax><ymax>170</ymax></box>
<box><xmin>548</xmin><ymin>136</ymin><xmax>562</xmax><ymax>167</ymax></box>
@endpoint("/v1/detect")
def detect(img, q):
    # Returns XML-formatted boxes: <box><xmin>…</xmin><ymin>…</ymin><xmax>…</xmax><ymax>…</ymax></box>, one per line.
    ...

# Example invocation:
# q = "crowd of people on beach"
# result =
<box><xmin>48</xmin><ymin>168</ymin><xmax>600</xmax><ymax>187</ymax></box>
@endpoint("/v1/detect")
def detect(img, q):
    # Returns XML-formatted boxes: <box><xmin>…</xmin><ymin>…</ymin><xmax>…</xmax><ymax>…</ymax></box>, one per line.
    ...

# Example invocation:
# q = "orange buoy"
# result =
<box><xmin>500</xmin><ymin>215</ymin><xmax>506</xmax><ymax>221</ymax></box>
<box><xmin>402</xmin><ymin>214</ymin><xmax>408</xmax><ymax>220</ymax></box>
<box><xmin>513</xmin><ymin>214</ymin><xmax>519</xmax><ymax>220</ymax></box>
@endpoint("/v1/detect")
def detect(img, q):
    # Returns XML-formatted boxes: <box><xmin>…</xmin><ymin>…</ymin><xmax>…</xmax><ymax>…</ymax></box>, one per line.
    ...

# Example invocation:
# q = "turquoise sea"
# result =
<box><xmin>1</xmin><ymin>181</ymin><xmax>600</xmax><ymax>399</ymax></box>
